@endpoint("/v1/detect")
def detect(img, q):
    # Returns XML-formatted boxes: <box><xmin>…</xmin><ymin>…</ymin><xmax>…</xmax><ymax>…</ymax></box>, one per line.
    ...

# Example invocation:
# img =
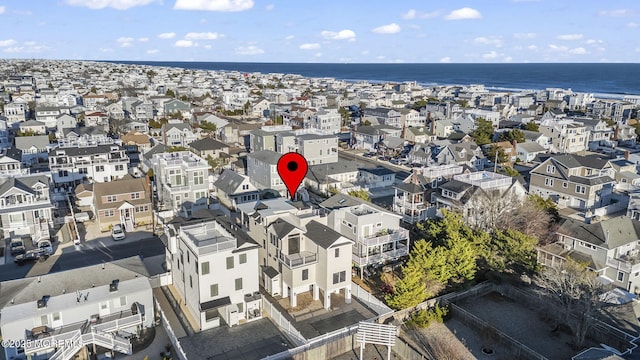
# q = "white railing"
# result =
<box><xmin>149</xmin><ymin>272</ymin><xmax>173</xmax><ymax>288</ymax></box>
<box><xmin>261</xmin><ymin>297</ymin><xmax>306</xmax><ymax>346</ymax></box>
<box><xmin>278</xmin><ymin>251</ymin><xmax>317</xmax><ymax>268</ymax></box>
<box><xmin>48</xmin><ymin>331</ymin><xmax>82</xmax><ymax>360</ymax></box>
<box><xmin>606</xmin><ymin>257</ymin><xmax>633</xmax><ymax>273</ymax></box>
<box><xmin>92</xmin><ymin>313</ymin><xmax>142</xmax><ymax>333</ymax></box>
<box><xmin>351</xmin><ymin>282</ymin><xmax>393</xmax><ymax>316</ymax></box>
<box><xmin>83</xmin><ymin>330</ymin><xmax>131</xmax><ymax>354</ymax></box>
<box><xmin>357</xmin><ymin>228</ymin><xmax>409</xmax><ymax>247</ymax></box>
<box><xmin>352</xmin><ymin>248</ymin><xmax>409</xmax><ymax>267</ymax></box>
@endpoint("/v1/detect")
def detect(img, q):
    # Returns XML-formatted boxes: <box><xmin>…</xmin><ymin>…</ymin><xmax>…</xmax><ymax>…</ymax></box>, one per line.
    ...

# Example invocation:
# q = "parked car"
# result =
<box><xmin>363</xmin><ymin>152</ymin><xmax>376</xmax><ymax>158</ymax></box>
<box><xmin>10</xmin><ymin>239</ymin><xmax>25</xmax><ymax>256</ymax></box>
<box><xmin>37</xmin><ymin>239</ymin><xmax>53</xmax><ymax>255</ymax></box>
<box><xmin>14</xmin><ymin>249</ymin><xmax>48</xmax><ymax>265</ymax></box>
<box><xmin>378</xmin><ymin>156</ymin><xmax>390</xmax><ymax>162</ymax></box>
<box><xmin>390</xmin><ymin>158</ymin><xmax>400</xmax><ymax>165</ymax></box>
<box><xmin>112</xmin><ymin>224</ymin><xmax>126</xmax><ymax>241</ymax></box>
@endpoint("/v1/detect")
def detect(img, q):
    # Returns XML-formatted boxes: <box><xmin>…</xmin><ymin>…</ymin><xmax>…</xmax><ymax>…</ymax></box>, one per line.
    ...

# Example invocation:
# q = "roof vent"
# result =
<box><xmin>37</xmin><ymin>296</ymin><xmax>49</xmax><ymax>309</ymax></box>
<box><xmin>109</xmin><ymin>279</ymin><xmax>119</xmax><ymax>292</ymax></box>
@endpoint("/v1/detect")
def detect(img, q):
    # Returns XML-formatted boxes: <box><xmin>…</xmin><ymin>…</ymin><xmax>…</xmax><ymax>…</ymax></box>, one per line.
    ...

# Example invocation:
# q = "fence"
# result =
<box><xmin>351</xmin><ymin>282</ymin><xmax>394</xmax><ymax>317</ymax></box>
<box><xmin>261</xmin><ymin>297</ymin><xmax>307</xmax><ymax>347</ymax></box>
<box><xmin>155</xmin><ymin>298</ymin><xmax>189</xmax><ymax>360</ymax></box>
<box><xmin>449</xmin><ymin>303</ymin><xmax>548</xmax><ymax>360</ymax></box>
<box><xmin>149</xmin><ymin>272</ymin><xmax>172</xmax><ymax>288</ymax></box>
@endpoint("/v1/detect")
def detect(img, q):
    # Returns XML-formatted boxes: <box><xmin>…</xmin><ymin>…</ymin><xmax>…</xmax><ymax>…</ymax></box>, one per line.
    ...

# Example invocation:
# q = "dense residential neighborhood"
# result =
<box><xmin>3</xmin><ymin>59</ymin><xmax>640</xmax><ymax>360</ymax></box>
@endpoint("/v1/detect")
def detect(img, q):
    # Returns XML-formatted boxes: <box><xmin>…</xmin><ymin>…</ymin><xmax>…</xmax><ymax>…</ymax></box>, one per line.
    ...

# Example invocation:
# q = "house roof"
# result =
<box><xmin>189</xmin><ymin>138</ymin><xmax>229</xmax><ymax>152</ymax></box>
<box><xmin>0</xmin><ymin>256</ymin><xmax>149</xmax><ymax>309</ymax></box>
<box><xmin>305</xmin><ymin>220</ymin><xmax>349</xmax><ymax>249</ymax></box>
<box><xmin>517</xmin><ymin>142</ymin><xmax>546</xmax><ymax>153</ymax></box>
<box><xmin>360</xmin><ymin>167</ymin><xmax>395</xmax><ymax>177</ymax></box>
<box><xmin>306</xmin><ymin>161</ymin><xmax>359</xmax><ymax>184</ymax></box>
<box><xmin>270</xmin><ymin>218</ymin><xmax>297</xmax><ymax>238</ymax></box>
<box><xmin>93</xmin><ymin>175</ymin><xmax>150</xmax><ymax>210</ymax></box>
<box><xmin>14</xmin><ymin>135</ymin><xmax>50</xmax><ymax>150</ymax></box>
<box><xmin>247</xmin><ymin>150</ymin><xmax>280</xmax><ymax>165</ymax></box>
<box><xmin>0</xmin><ymin>174</ymin><xmax>49</xmax><ymax>197</ymax></box>
<box><xmin>49</xmin><ymin>144</ymin><xmax>125</xmax><ymax>157</ymax></box>
<box><xmin>143</xmin><ymin>143</ymin><xmax>167</xmax><ymax>161</ymax></box>
<box><xmin>213</xmin><ymin>169</ymin><xmax>254</xmax><ymax>195</ymax></box>
<box><xmin>557</xmin><ymin>217</ymin><xmax>640</xmax><ymax>250</ymax></box>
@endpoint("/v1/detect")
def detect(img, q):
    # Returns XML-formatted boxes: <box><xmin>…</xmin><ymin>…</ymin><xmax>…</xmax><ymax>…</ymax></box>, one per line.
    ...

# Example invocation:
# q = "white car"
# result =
<box><xmin>111</xmin><ymin>224</ymin><xmax>126</xmax><ymax>241</ymax></box>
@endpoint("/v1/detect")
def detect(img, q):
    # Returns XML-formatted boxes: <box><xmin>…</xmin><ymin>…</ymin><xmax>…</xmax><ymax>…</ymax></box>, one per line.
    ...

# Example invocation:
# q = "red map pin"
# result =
<box><xmin>277</xmin><ymin>152</ymin><xmax>308</xmax><ymax>200</ymax></box>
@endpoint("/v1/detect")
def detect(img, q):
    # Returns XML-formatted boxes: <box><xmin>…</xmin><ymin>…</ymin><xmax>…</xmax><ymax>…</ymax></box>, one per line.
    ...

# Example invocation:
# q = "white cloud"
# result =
<box><xmin>527</xmin><ymin>45</ymin><xmax>537</xmax><ymax>50</ymax></box>
<box><xmin>371</xmin><ymin>23</ymin><xmax>401</xmax><ymax>34</ymax></box>
<box><xmin>585</xmin><ymin>39</ymin><xmax>603</xmax><ymax>45</ymax></box>
<box><xmin>158</xmin><ymin>32</ymin><xmax>176</xmax><ymax>39</ymax></box>
<box><xmin>513</xmin><ymin>32</ymin><xmax>536</xmax><ymax>39</ymax></box>
<box><xmin>403</xmin><ymin>9</ymin><xmax>441</xmax><ymax>19</ymax></box>
<box><xmin>548</xmin><ymin>44</ymin><xmax>568</xmax><ymax>52</ymax></box>
<box><xmin>299</xmin><ymin>43</ymin><xmax>320</xmax><ymax>50</ymax></box>
<box><xmin>569</xmin><ymin>47</ymin><xmax>587</xmax><ymax>55</ymax></box>
<box><xmin>4</xmin><ymin>42</ymin><xmax>49</xmax><ymax>53</ymax></box>
<box><xmin>185</xmin><ymin>32</ymin><xmax>220</xmax><ymax>40</ymax></box>
<box><xmin>116</xmin><ymin>37</ymin><xmax>134</xmax><ymax>47</ymax></box>
<box><xmin>174</xmin><ymin>40</ymin><xmax>195</xmax><ymax>47</ymax></box>
<box><xmin>627</xmin><ymin>22</ymin><xmax>639</xmax><ymax>28</ymax></box>
<box><xmin>320</xmin><ymin>30</ymin><xmax>356</xmax><ymax>41</ymax></box>
<box><xmin>204</xmin><ymin>44</ymin><xmax>212</xmax><ymax>49</ymax></box>
<box><xmin>285</xmin><ymin>35</ymin><xmax>294</xmax><ymax>41</ymax></box>
<box><xmin>314</xmin><ymin>52</ymin><xmax>322</xmax><ymax>58</ymax></box>
<box><xmin>64</xmin><ymin>0</ymin><xmax>157</xmax><ymax>10</ymax></box>
<box><xmin>402</xmin><ymin>9</ymin><xmax>416</xmax><ymax>19</ymax></box>
<box><xmin>146</xmin><ymin>49</ymin><xmax>159</xmax><ymax>54</ymax></box>
<box><xmin>598</xmin><ymin>9</ymin><xmax>634</xmax><ymax>17</ymax></box>
<box><xmin>265</xmin><ymin>4</ymin><xmax>274</xmax><ymax>11</ymax></box>
<box><xmin>445</xmin><ymin>7</ymin><xmax>482</xmax><ymax>20</ymax></box>
<box><xmin>24</xmin><ymin>41</ymin><xmax>36</xmax><ymax>46</ymax></box>
<box><xmin>0</xmin><ymin>6</ymin><xmax>5</xmax><ymax>14</ymax></box>
<box><xmin>503</xmin><ymin>56</ymin><xmax>513</xmax><ymax>62</ymax></box>
<box><xmin>99</xmin><ymin>48</ymin><xmax>113</xmax><ymax>52</ymax></box>
<box><xmin>482</xmin><ymin>51</ymin><xmax>499</xmax><ymax>59</ymax></box>
<box><xmin>138</xmin><ymin>37</ymin><xmax>149</xmax><ymax>42</ymax></box>
<box><xmin>473</xmin><ymin>36</ymin><xmax>503</xmax><ymax>47</ymax></box>
<box><xmin>557</xmin><ymin>34</ymin><xmax>583</xmax><ymax>41</ymax></box>
<box><xmin>440</xmin><ymin>56</ymin><xmax>451</xmax><ymax>63</ymax></box>
<box><xmin>235</xmin><ymin>45</ymin><xmax>264</xmax><ymax>55</ymax></box>
<box><xmin>0</xmin><ymin>39</ymin><xmax>17</xmax><ymax>47</ymax></box>
<box><xmin>361</xmin><ymin>50</ymin><xmax>369</xmax><ymax>55</ymax></box>
<box><xmin>174</xmin><ymin>0</ymin><xmax>254</xmax><ymax>12</ymax></box>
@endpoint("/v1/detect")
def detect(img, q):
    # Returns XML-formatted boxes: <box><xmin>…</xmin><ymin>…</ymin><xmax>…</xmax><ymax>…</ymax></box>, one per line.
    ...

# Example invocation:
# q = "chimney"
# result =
<box><xmin>625</xmin><ymin>150</ymin><xmax>630</xmax><ymax>160</ymax></box>
<box><xmin>606</xmin><ymin>229</ymin><xmax>610</xmax><ymax>244</ymax></box>
<box><xmin>109</xmin><ymin>279</ymin><xmax>119</xmax><ymax>292</ymax></box>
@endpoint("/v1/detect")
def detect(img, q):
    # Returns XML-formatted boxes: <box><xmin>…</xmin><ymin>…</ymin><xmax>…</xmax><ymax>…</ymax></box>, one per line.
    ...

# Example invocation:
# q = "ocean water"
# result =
<box><xmin>112</xmin><ymin>61</ymin><xmax>640</xmax><ymax>96</ymax></box>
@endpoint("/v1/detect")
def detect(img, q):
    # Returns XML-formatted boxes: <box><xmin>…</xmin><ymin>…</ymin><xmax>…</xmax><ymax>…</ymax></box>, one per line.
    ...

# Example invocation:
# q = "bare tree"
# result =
<box><xmin>535</xmin><ymin>260</ymin><xmax>610</xmax><ymax>347</ymax></box>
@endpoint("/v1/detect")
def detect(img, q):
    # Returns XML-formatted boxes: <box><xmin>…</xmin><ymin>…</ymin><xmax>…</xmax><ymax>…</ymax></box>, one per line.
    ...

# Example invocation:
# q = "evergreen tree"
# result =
<box><xmin>385</xmin><ymin>260</ymin><xmax>428</xmax><ymax>310</ymax></box>
<box><xmin>471</xmin><ymin>117</ymin><xmax>494</xmax><ymax>145</ymax></box>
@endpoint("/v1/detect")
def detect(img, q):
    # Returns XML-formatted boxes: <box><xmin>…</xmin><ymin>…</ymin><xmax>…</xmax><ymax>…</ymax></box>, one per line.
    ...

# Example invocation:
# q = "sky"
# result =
<box><xmin>0</xmin><ymin>0</ymin><xmax>638</xmax><ymax>63</ymax></box>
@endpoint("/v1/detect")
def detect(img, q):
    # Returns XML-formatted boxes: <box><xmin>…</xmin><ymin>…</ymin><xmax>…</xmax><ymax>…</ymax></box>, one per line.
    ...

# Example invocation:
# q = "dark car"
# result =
<box><xmin>14</xmin><ymin>249</ymin><xmax>48</xmax><ymax>265</ymax></box>
<box><xmin>363</xmin><ymin>152</ymin><xmax>375</xmax><ymax>158</ymax></box>
<box><xmin>10</xmin><ymin>239</ymin><xmax>25</xmax><ymax>256</ymax></box>
<box><xmin>378</xmin><ymin>156</ymin><xmax>390</xmax><ymax>161</ymax></box>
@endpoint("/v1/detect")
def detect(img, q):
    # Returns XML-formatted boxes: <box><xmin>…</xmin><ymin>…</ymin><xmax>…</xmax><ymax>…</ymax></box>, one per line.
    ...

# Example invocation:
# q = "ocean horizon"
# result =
<box><xmin>107</xmin><ymin>61</ymin><xmax>640</xmax><ymax>97</ymax></box>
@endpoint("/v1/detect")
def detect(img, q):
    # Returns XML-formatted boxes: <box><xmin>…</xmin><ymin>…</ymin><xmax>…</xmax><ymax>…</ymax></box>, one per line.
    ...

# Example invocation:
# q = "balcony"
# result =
<box><xmin>352</xmin><ymin>247</ymin><xmax>409</xmax><ymax>267</ymax></box>
<box><xmin>1</xmin><ymin>196</ymin><xmax>51</xmax><ymax>209</ymax></box>
<box><xmin>357</xmin><ymin>228</ymin><xmax>409</xmax><ymax>247</ymax></box>
<box><xmin>393</xmin><ymin>198</ymin><xmax>425</xmax><ymax>211</ymax></box>
<box><xmin>278</xmin><ymin>250</ymin><xmax>317</xmax><ymax>268</ymax></box>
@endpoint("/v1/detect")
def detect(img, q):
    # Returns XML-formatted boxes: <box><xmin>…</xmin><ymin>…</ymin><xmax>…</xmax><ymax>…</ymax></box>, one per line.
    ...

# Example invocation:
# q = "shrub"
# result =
<box><xmin>406</xmin><ymin>304</ymin><xmax>450</xmax><ymax>328</ymax></box>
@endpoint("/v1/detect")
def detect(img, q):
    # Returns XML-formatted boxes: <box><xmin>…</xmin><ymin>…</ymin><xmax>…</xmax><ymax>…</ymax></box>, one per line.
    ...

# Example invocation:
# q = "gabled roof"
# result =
<box><xmin>557</xmin><ymin>217</ymin><xmax>640</xmax><ymax>250</ymax></box>
<box><xmin>269</xmin><ymin>218</ymin><xmax>297</xmax><ymax>238</ymax></box>
<box><xmin>213</xmin><ymin>169</ymin><xmax>255</xmax><ymax>195</ymax></box>
<box><xmin>189</xmin><ymin>138</ymin><xmax>229</xmax><ymax>152</ymax></box>
<box><xmin>305</xmin><ymin>220</ymin><xmax>351</xmax><ymax>249</ymax></box>
<box><xmin>15</xmin><ymin>135</ymin><xmax>50</xmax><ymax>150</ymax></box>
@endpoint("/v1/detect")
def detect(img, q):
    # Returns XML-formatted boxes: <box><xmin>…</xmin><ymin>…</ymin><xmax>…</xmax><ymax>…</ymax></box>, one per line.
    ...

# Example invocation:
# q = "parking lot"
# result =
<box><xmin>74</xmin><ymin>220</ymin><xmax>155</xmax><ymax>251</ymax></box>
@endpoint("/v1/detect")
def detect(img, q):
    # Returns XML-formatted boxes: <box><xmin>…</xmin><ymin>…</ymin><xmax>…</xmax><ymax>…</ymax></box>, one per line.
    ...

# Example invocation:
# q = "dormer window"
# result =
<box><xmin>546</xmin><ymin>165</ymin><xmax>555</xmax><ymax>174</ymax></box>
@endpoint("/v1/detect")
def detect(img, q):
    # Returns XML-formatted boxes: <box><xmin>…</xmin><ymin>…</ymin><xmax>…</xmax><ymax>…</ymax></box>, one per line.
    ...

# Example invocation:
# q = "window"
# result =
<box><xmin>201</xmin><ymin>262</ymin><xmax>210</xmax><ymax>275</ymax></box>
<box><xmin>618</xmin><ymin>271</ymin><xmax>624</xmax><ymax>282</ymax></box>
<box><xmin>335</xmin><ymin>248</ymin><xmax>340</xmax><ymax>258</ymax></box>
<box><xmin>239</xmin><ymin>253</ymin><xmax>247</xmax><ymax>264</ymax></box>
<box><xmin>302</xmin><ymin>269</ymin><xmax>309</xmax><ymax>281</ymax></box>
<box><xmin>119</xmin><ymin>296</ymin><xmax>127</xmax><ymax>307</ymax></box>
<box><xmin>115</xmin><ymin>165</ymin><xmax>124</xmax><ymax>171</ymax></box>
<box><xmin>546</xmin><ymin>165</ymin><xmax>555</xmax><ymax>174</ymax></box>
<box><xmin>52</xmin><ymin>312</ymin><xmax>61</xmax><ymax>322</ymax></box>
<box><xmin>107</xmin><ymin>195</ymin><xmax>117</xmax><ymax>203</ymax></box>
<box><xmin>238</xmin><ymin>303</ymin><xmax>243</xmax><ymax>312</ymax></box>
<box><xmin>235</xmin><ymin>278</ymin><xmax>243</xmax><ymax>291</ymax></box>
<box><xmin>100</xmin><ymin>302</ymin><xmax>108</xmax><ymax>310</ymax></box>
<box><xmin>131</xmin><ymin>192</ymin><xmax>140</xmax><ymax>200</ymax></box>
<box><xmin>193</xmin><ymin>171</ymin><xmax>204</xmax><ymax>185</ymax></box>
<box><xmin>242</xmin><ymin>184</ymin><xmax>249</xmax><ymax>190</ymax></box>
<box><xmin>104</xmin><ymin>210</ymin><xmax>114</xmax><ymax>217</ymax></box>
<box><xmin>187</xmin><ymin>251</ymin><xmax>190</xmax><ymax>263</ymax></box>
<box><xmin>226</xmin><ymin>256</ymin><xmax>234</xmax><ymax>269</ymax></box>
<box><xmin>332</xmin><ymin>271</ymin><xmax>346</xmax><ymax>284</ymax></box>
<box><xmin>40</xmin><ymin>315</ymin><xmax>49</xmax><ymax>325</ymax></box>
<box><xmin>79</xmin><ymin>167</ymin><xmax>88</xmax><ymax>174</ymax></box>
<box><xmin>210</xmin><ymin>284</ymin><xmax>219</xmax><ymax>297</ymax></box>
<box><xmin>544</xmin><ymin>178</ymin><xmax>554</xmax><ymax>187</ymax></box>
<box><xmin>96</xmin><ymin>165</ymin><xmax>104</xmax><ymax>172</ymax></box>
<box><xmin>576</xmin><ymin>185</ymin><xmax>586</xmax><ymax>194</ymax></box>
<box><xmin>189</xmin><ymin>275</ymin><xmax>193</xmax><ymax>288</ymax></box>
<box><xmin>562</xmin><ymin>182</ymin><xmax>568</xmax><ymax>188</ymax></box>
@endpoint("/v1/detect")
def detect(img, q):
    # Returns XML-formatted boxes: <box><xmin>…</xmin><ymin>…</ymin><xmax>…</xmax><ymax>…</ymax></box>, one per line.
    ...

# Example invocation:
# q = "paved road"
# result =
<box><xmin>337</xmin><ymin>150</ymin><xmax>411</xmax><ymax>181</ymax></box>
<box><xmin>0</xmin><ymin>236</ymin><xmax>165</xmax><ymax>282</ymax></box>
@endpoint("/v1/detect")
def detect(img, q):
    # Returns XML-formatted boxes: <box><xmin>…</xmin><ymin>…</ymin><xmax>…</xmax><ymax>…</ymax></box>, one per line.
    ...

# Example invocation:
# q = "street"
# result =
<box><xmin>0</xmin><ymin>236</ymin><xmax>165</xmax><ymax>282</ymax></box>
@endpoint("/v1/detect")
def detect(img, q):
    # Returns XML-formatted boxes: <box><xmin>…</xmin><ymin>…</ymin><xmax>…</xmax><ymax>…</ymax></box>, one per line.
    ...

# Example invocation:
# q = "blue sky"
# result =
<box><xmin>0</xmin><ymin>0</ymin><xmax>638</xmax><ymax>63</ymax></box>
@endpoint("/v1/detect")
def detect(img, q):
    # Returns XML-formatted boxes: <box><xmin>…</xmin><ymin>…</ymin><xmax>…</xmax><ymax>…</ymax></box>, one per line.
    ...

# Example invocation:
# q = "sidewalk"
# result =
<box><xmin>121</xmin><ymin>326</ymin><xmax>170</xmax><ymax>360</ymax></box>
